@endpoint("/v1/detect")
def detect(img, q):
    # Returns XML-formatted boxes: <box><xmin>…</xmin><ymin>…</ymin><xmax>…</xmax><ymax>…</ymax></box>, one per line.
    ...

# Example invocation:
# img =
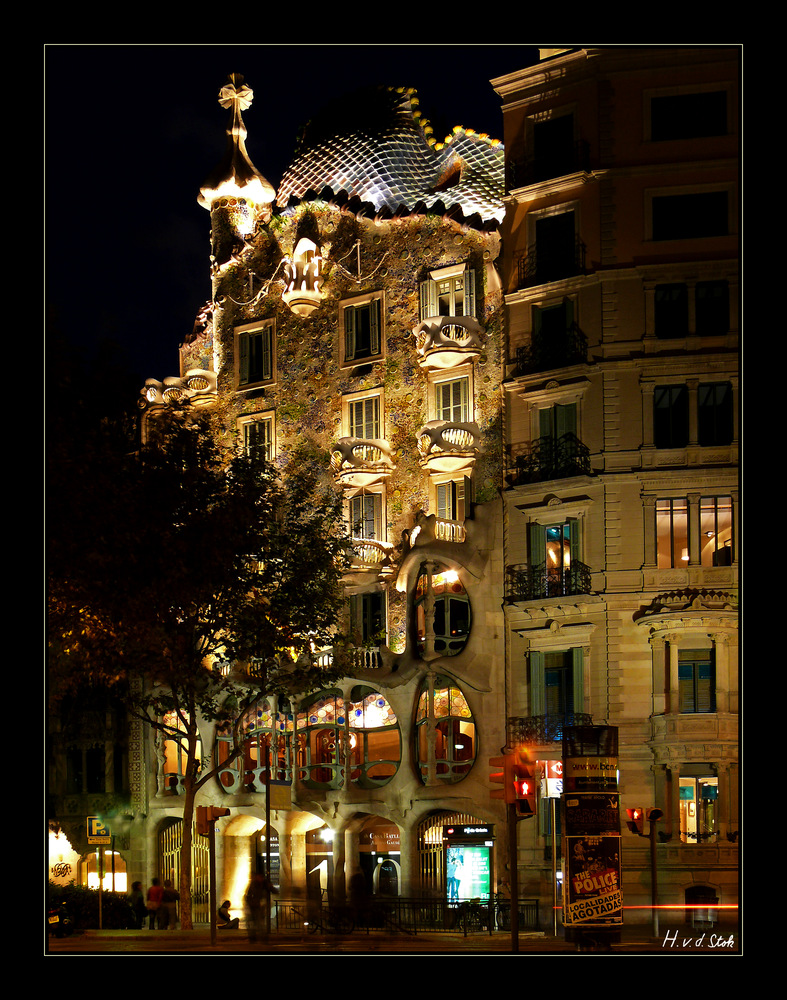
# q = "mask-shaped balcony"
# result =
<box><xmin>417</xmin><ymin>420</ymin><xmax>480</xmax><ymax>475</ymax></box>
<box><xmin>412</xmin><ymin>316</ymin><xmax>485</xmax><ymax>370</ymax></box>
<box><xmin>348</xmin><ymin>538</ymin><xmax>395</xmax><ymax>574</ymax></box>
<box><xmin>331</xmin><ymin>437</ymin><xmax>395</xmax><ymax>488</ymax></box>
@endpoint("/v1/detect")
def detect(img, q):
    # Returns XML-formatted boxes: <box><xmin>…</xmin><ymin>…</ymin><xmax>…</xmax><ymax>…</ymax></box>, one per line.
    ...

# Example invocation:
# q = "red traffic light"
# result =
<box><xmin>490</xmin><ymin>753</ymin><xmax>536</xmax><ymax>816</ymax></box>
<box><xmin>626</xmin><ymin>807</ymin><xmax>644</xmax><ymax>835</ymax></box>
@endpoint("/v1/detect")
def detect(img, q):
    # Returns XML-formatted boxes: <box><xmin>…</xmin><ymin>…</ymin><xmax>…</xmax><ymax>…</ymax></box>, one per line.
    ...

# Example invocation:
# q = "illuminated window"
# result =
<box><xmin>236</xmin><ymin>320</ymin><xmax>276</xmax><ymax>389</ymax></box>
<box><xmin>700</xmin><ymin>496</ymin><xmax>733</xmax><ymax>566</ymax></box>
<box><xmin>436</xmin><ymin>479</ymin><xmax>466</xmax><ymax>522</ymax></box>
<box><xmin>679</xmin><ymin>773</ymin><xmax>719</xmax><ymax>843</ymax></box>
<box><xmin>295</xmin><ymin>689</ymin><xmax>400</xmax><ymax>790</ymax></box>
<box><xmin>414</xmin><ymin>563</ymin><xmax>472</xmax><ymax>658</ymax></box>
<box><xmin>216</xmin><ymin>696</ymin><xmax>294</xmax><ymax>793</ymax></box>
<box><xmin>528</xmin><ymin>519</ymin><xmax>586</xmax><ymax>598</ymax></box>
<box><xmin>415</xmin><ymin>675</ymin><xmax>476</xmax><ymax>783</ymax></box>
<box><xmin>656</xmin><ymin>498</ymin><xmax>689</xmax><ymax>569</ymax></box>
<box><xmin>420</xmin><ymin>266</ymin><xmax>476</xmax><ymax>319</ymax></box>
<box><xmin>161</xmin><ymin>711</ymin><xmax>201</xmax><ymax>796</ymax></box>
<box><xmin>81</xmin><ymin>850</ymin><xmax>128</xmax><ymax>893</ymax></box>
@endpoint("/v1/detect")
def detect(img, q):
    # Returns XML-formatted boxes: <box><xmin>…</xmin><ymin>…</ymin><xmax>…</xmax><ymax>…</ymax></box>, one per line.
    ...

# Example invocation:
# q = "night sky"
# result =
<box><xmin>45</xmin><ymin>43</ymin><xmax>541</xmax><ymax>397</ymax></box>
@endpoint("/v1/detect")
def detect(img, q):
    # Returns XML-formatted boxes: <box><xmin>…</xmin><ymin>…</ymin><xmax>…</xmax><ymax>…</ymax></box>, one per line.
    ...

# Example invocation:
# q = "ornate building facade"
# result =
<box><xmin>493</xmin><ymin>46</ymin><xmax>739</xmax><ymax>920</ymax></box>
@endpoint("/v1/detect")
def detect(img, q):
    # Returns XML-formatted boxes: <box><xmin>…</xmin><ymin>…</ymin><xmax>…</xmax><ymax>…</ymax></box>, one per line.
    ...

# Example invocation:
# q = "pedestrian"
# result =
<box><xmin>244</xmin><ymin>873</ymin><xmax>265</xmax><ymax>942</ymax></box>
<box><xmin>161</xmin><ymin>879</ymin><xmax>180</xmax><ymax>930</ymax></box>
<box><xmin>217</xmin><ymin>899</ymin><xmax>240</xmax><ymax>930</ymax></box>
<box><xmin>128</xmin><ymin>881</ymin><xmax>147</xmax><ymax>929</ymax></box>
<box><xmin>146</xmin><ymin>878</ymin><xmax>164</xmax><ymax>929</ymax></box>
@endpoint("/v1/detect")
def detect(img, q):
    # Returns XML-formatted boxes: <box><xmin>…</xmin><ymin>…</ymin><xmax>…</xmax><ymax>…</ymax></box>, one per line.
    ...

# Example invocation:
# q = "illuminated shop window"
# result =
<box><xmin>81</xmin><ymin>850</ymin><xmax>128</xmax><ymax>893</ymax></box>
<box><xmin>215</xmin><ymin>697</ymin><xmax>295</xmax><ymax>793</ymax></box>
<box><xmin>414</xmin><ymin>563</ymin><xmax>471</xmax><ymax>658</ymax></box>
<box><xmin>295</xmin><ymin>689</ymin><xmax>400</xmax><ymax>790</ymax></box>
<box><xmin>679</xmin><ymin>774</ymin><xmax>719</xmax><ymax>843</ymax></box>
<box><xmin>415</xmin><ymin>675</ymin><xmax>476</xmax><ymax>783</ymax></box>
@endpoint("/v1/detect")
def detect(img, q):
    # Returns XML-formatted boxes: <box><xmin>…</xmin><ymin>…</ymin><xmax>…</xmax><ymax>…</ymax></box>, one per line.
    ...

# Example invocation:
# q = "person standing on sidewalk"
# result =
<box><xmin>161</xmin><ymin>880</ymin><xmax>180</xmax><ymax>930</ymax></box>
<box><xmin>146</xmin><ymin>878</ymin><xmax>164</xmax><ymax>929</ymax></box>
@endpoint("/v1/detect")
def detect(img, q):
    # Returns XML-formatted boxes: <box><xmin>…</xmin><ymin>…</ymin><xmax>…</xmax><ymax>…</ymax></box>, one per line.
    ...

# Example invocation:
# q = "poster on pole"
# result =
<box><xmin>562</xmin><ymin>792</ymin><xmax>622</xmax><ymax>926</ymax></box>
<box><xmin>563</xmin><ymin>834</ymin><xmax>622</xmax><ymax>926</ymax></box>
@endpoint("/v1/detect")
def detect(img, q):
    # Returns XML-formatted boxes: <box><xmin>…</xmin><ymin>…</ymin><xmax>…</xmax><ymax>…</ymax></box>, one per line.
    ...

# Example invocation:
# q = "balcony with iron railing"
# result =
<box><xmin>516</xmin><ymin>237</ymin><xmax>587</xmax><ymax>289</ymax></box>
<box><xmin>505</xmin><ymin>433</ymin><xmax>591</xmax><ymax>486</ymax></box>
<box><xmin>507</xmin><ymin>140</ymin><xmax>591</xmax><ymax>190</ymax></box>
<box><xmin>505</xmin><ymin>560</ymin><xmax>592</xmax><ymax>602</ymax></box>
<box><xmin>511</xmin><ymin>323</ymin><xmax>588</xmax><ymax>376</ymax></box>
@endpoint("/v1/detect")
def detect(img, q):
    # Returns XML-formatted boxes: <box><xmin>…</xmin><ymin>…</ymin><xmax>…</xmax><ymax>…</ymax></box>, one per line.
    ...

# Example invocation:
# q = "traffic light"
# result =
<box><xmin>626</xmin><ymin>807</ymin><xmax>645</xmax><ymax>835</ymax></box>
<box><xmin>196</xmin><ymin>805</ymin><xmax>231</xmax><ymax>836</ymax></box>
<box><xmin>646</xmin><ymin>808</ymin><xmax>663</xmax><ymax>824</ymax></box>
<box><xmin>512</xmin><ymin>758</ymin><xmax>537</xmax><ymax>819</ymax></box>
<box><xmin>490</xmin><ymin>756</ymin><xmax>515</xmax><ymax>803</ymax></box>
<box><xmin>490</xmin><ymin>753</ymin><xmax>536</xmax><ymax>817</ymax></box>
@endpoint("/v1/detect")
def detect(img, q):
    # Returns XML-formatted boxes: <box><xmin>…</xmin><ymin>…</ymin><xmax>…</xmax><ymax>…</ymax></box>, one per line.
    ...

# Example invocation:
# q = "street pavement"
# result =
<box><xmin>46</xmin><ymin>922</ymin><xmax>741</xmax><ymax>956</ymax></box>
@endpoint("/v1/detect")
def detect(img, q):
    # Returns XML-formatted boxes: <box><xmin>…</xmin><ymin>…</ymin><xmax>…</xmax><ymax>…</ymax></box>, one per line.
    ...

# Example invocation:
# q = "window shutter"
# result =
<box><xmin>464</xmin><ymin>269</ymin><xmax>476</xmax><ymax>318</ymax></box>
<box><xmin>571</xmin><ymin>647</ymin><xmax>583</xmax><ymax>714</ymax></box>
<box><xmin>344</xmin><ymin>307</ymin><xmax>356</xmax><ymax>361</ymax></box>
<box><xmin>420</xmin><ymin>280</ymin><xmax>438</xmax><ymax>319</ymax></box>
<box><xmin>531</xmin><ymin>650</ymin><xmax>545</xmax><ymax>716</ymax></box>
<box><xmin>370</xmin><ymin>298</ymin><xmax>381</xmax><ymax>355</ymax></box>
<box><xmin>529</xmin><ymin>522</ymin><xmax>546</xmax><ymax>567</ymax></box>
<box><xmin>261</xmin><ymin>328</ymin><xmax>272</xmax><ymax>381</ymax></box>
<box><xmin>239</xmin><ymin>333</ymin><xmax>249</xmax><ymax>384</ymax></box>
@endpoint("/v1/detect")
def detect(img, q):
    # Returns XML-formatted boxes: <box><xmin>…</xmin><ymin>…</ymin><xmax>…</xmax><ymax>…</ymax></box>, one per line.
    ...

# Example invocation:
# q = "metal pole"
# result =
<box><xmin>209</xmin><ymin>821</ymin><xmax>217</xmax><ymax>945</ymax></box>
<box><xmin>650</xmin><ymin>819</ymin><xmax>659</xmax><ymax>939</ymax></box>
<box><xmin>265</xmin><ymin>741</ymin><xmax>272</xmax><ymax>937</ymax></box>
<box><xmin>551</xmin><ymin>798</ymin><xmax>558</xmax><ymax>936</ymax></box>
<box><xmin>508</xmin><ymin>802</ymin><xmax>519</xmax><ymax>953</ymax></box>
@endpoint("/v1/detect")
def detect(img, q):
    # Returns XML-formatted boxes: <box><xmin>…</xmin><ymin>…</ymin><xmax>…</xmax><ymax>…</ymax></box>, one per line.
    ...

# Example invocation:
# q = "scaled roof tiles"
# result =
<box><xmin>276</xmin><ymin>87</ymin><xmax>504</xmax><ymax>225</ymax></box>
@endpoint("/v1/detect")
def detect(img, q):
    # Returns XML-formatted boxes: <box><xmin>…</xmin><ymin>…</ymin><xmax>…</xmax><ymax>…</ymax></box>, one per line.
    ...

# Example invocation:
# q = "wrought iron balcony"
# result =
<box><xmin>507</xmin><ymin>140</ymin><xmax>591</xmax><ymax>189</ymax></box>
<box><xmin>505</xmin><ymin>559</ymin><xmax>592</xmax><ymax>602</ymax></box>
<box><xmin>512</xmin><ymin>323</ymin><xmax>588</xmax><ymax>376</ymax></box>
<box><xmin>506</xmin><ymin>433</ymin><xmax>591</xmax><ymax>486</ymax></box>
<box><xmin>507</xmin><ymin>713</ymin><xmax>594</xmax><ymax>746</ymax></box>
<box><xmin>516</xmin><ymin>236</ymin><xmax>587</xmax><ymax>289</ymax></box>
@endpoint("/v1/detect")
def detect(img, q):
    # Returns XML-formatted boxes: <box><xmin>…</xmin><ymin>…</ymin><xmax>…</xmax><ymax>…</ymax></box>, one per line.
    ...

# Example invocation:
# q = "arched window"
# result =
<box><xmin>414</xmin><ymin>562</ymin><xmax>472</xmax><ymax>658</ymax></box>
<box><xmin>415</xmin><ymin>675</ymin><xmax>477</xmax><ymax>784</ymax></box>
<box><xmin>161</xmin><ymin>711</ymin><xmax>201</xmax><ymax>795</ymax></box>
<box><xmin>296</xmin><ymin>689</ymin><xmax>400</xmax><ymax>790</ymax></box>
<box><xmin>216</xmin><ymin>697</ymin><xmax>295</xmax><ymax>793</ymax></box>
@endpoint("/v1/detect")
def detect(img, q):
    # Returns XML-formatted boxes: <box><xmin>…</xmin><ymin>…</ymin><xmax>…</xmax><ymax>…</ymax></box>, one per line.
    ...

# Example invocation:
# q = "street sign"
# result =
<box><xmin>87</xmin><ymin>816</ymin><xmax>111</xmax><ymax>845</ymax></box>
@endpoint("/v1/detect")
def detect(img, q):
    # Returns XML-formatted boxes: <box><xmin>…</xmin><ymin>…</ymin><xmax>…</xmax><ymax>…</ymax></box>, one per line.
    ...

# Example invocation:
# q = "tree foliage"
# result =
<box><xmin>48</xmin><ymin>400</ymin><xmax>353</xmax><ymax>927</ymax></box>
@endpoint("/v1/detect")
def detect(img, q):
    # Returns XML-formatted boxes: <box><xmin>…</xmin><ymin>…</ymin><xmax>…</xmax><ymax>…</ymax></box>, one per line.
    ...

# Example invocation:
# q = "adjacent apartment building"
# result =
<box><xmin>492</xmin><ymin>46</ymin><xmax>739</xmax><ymax>919</ymax></box>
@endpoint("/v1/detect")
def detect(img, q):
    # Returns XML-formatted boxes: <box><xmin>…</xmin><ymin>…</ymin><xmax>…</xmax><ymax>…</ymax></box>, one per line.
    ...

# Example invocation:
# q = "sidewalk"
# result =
<box><xmin>48</xmin><ymin>921</ymin><xmax>740</xmax><ymax>955</ymax></box>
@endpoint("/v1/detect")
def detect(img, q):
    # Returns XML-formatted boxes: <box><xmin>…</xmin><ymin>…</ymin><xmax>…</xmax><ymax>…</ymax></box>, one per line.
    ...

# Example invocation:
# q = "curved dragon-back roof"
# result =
<box><xmin>275</xmin><ymin>86</ymin><xmax>504</xmax><ymax>225</ymax></box>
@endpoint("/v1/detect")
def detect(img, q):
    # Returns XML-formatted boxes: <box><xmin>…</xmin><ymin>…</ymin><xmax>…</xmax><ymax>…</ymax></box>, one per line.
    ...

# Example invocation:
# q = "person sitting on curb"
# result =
<box><xmin>218</xmin><ymin>899</ymin><xmax>240</xmax><ymax>930</ymax></box>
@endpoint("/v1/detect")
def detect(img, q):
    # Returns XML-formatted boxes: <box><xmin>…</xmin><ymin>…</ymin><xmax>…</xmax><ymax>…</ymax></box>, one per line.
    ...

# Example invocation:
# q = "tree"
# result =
<box><xmin>48</xmin><ymin>405</ymin><xmax>353</xmax><ymax>929</ymax></box>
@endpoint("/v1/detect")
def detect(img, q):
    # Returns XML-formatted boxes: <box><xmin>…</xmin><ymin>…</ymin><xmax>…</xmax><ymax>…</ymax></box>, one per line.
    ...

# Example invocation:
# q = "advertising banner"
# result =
<box><xmin>563</xmin><ymin>756</ymin><xmax>618</xmax><ymax>791</ymax></box>
<box><xmin>564</xmin><ymin>834</ymin><xmax>622</xmax><ymax>925</ymax></box>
